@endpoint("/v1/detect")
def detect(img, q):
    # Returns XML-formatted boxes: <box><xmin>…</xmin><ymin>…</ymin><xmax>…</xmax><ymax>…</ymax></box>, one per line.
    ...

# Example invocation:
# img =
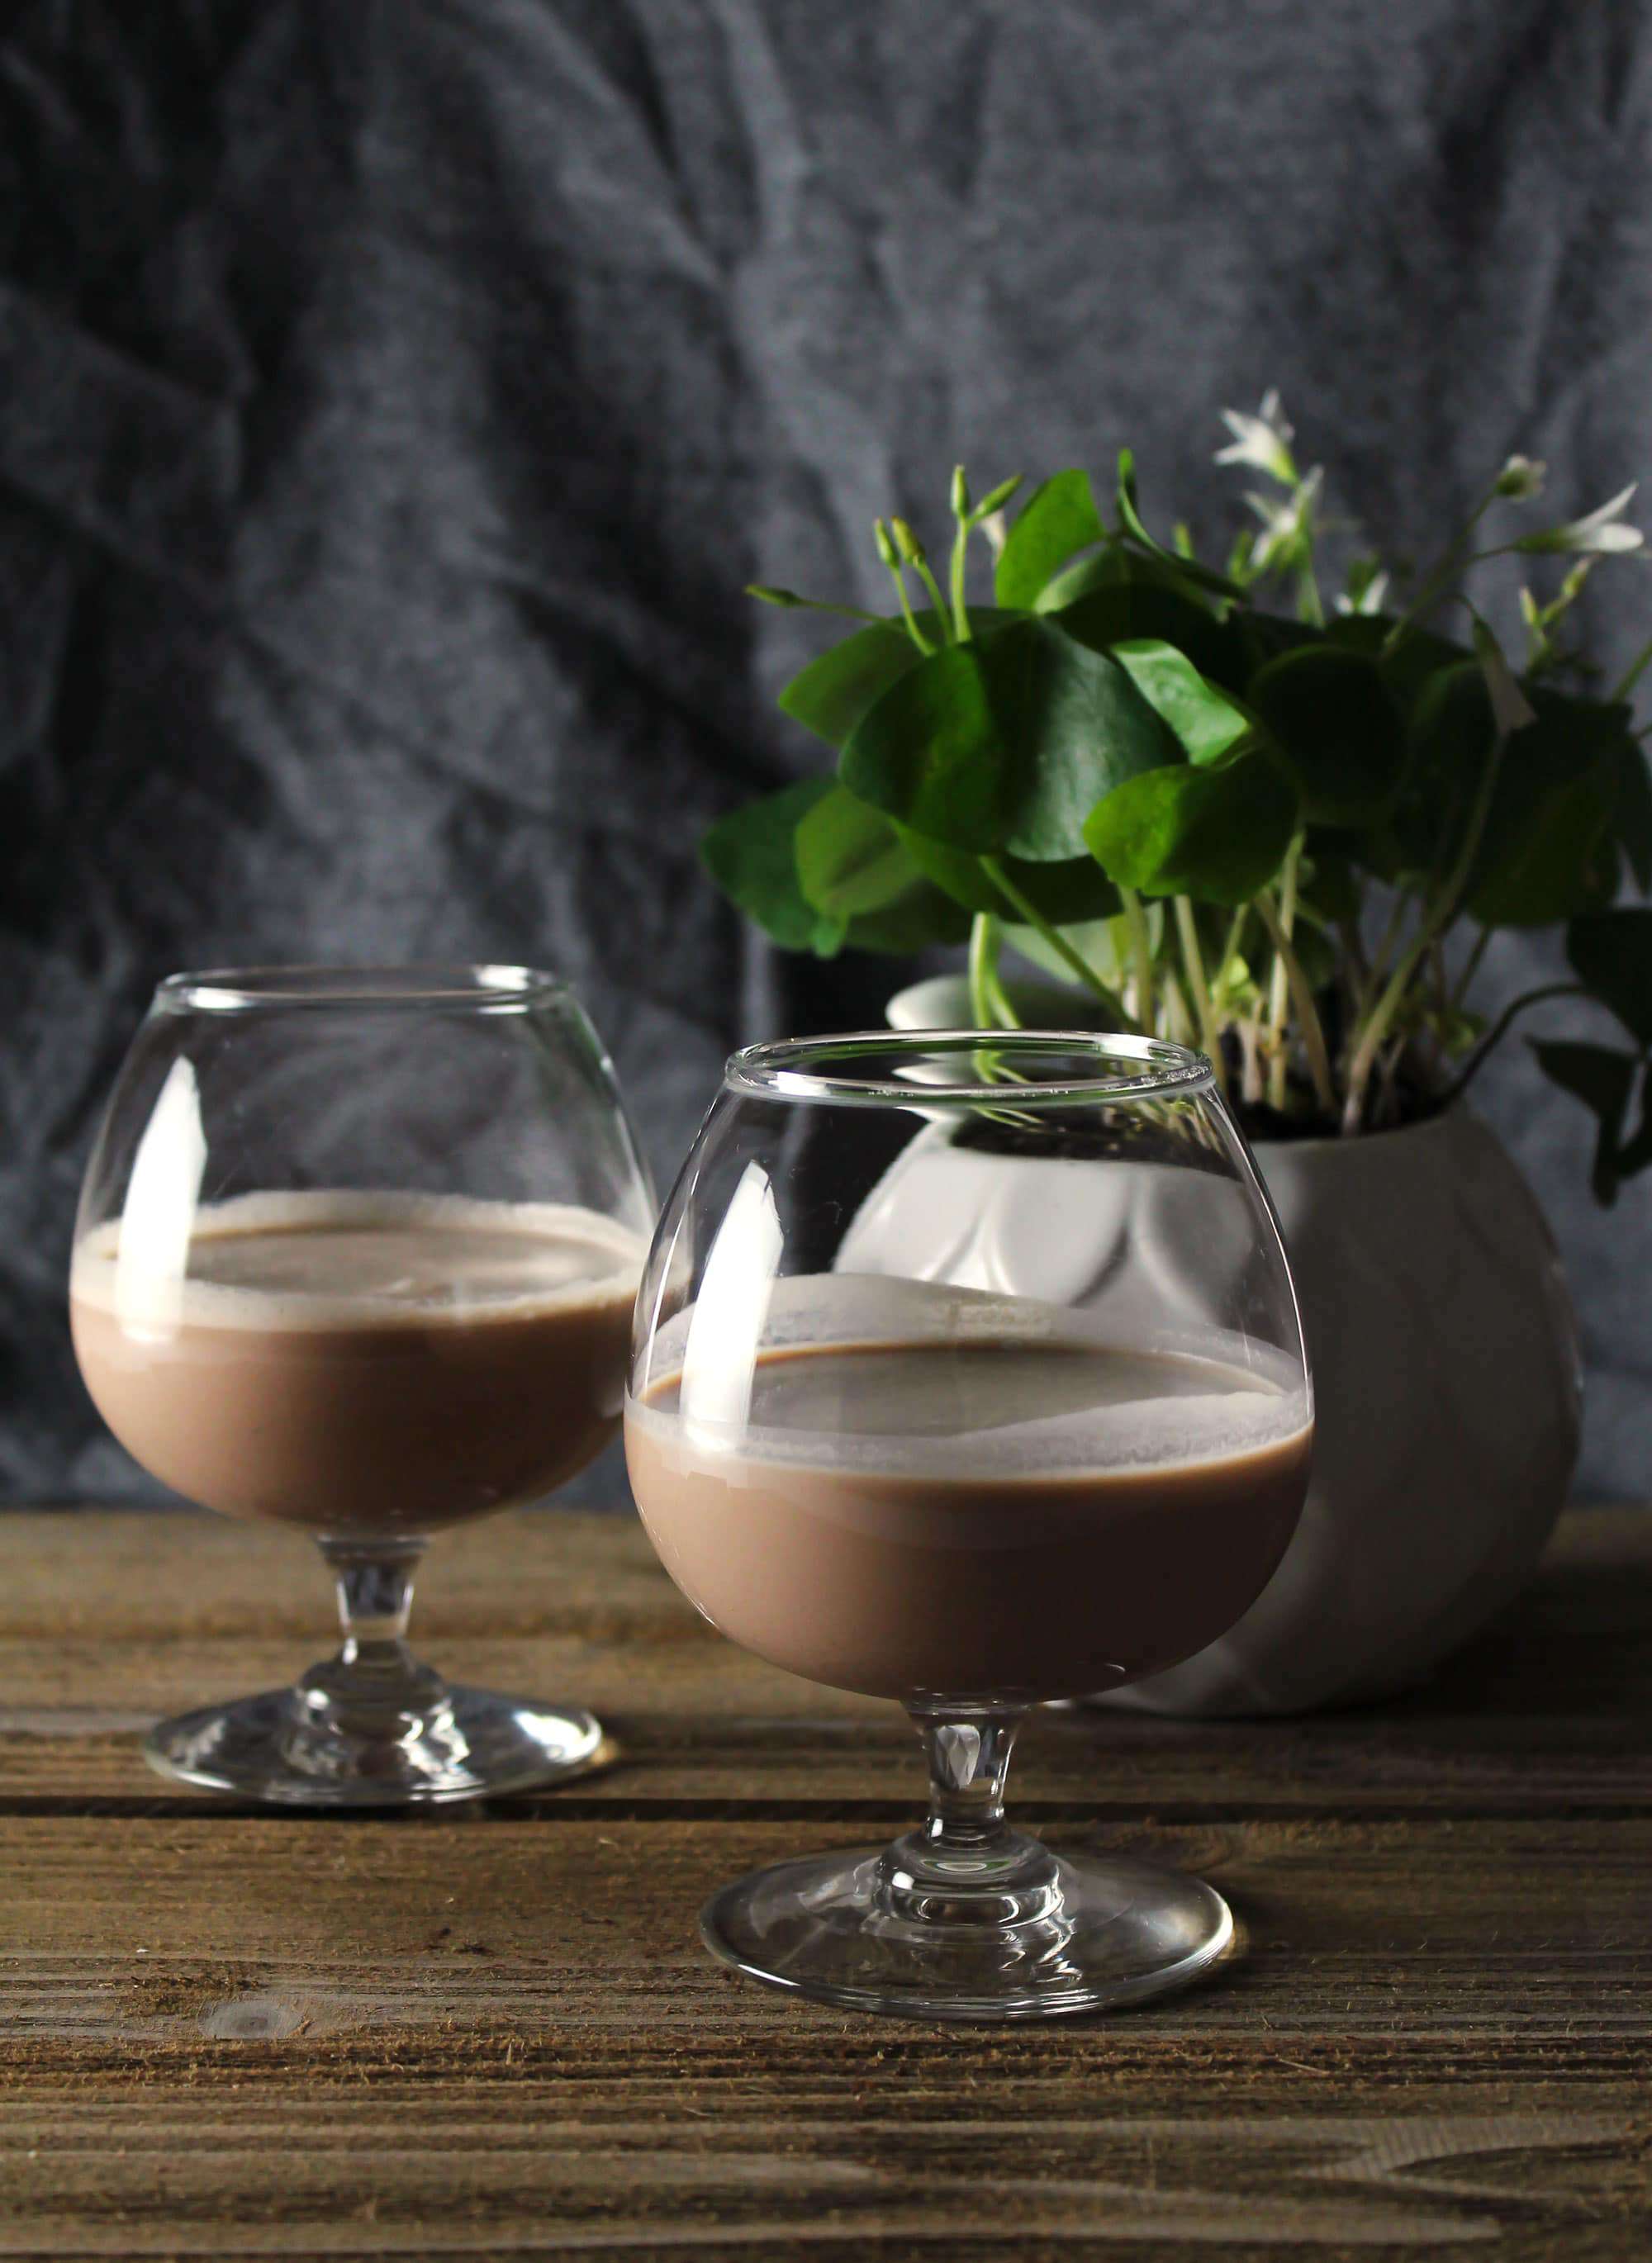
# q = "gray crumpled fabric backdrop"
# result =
<box><xmin>2</xmin><ymin>0</ymin><xmax>1650</xmax><ymax>1502</ymax></box>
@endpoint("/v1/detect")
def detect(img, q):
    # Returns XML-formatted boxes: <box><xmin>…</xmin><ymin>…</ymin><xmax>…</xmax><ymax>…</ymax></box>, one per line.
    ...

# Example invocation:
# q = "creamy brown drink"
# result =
<box><xmin>625</xmin><ymin>1288</ymin><xmax>1311</xmax><ymax>1701</ymax></box>
<box><xmin>72</xmin><ymin>1192</ymin><xmax>644</xmax><ymax>1535</ymax></box>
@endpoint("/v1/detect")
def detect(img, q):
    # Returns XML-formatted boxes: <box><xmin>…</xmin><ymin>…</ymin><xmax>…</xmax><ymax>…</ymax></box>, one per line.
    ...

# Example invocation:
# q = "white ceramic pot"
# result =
<box><xmin>881</xmin><ymin>975</ymin><xmax>1582</xmax><ymax>1715</ymax></box>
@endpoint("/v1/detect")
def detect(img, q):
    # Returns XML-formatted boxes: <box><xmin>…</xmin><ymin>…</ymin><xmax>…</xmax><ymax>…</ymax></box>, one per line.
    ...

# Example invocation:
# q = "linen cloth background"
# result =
<box><xmin>2</xmin><ymin>0</ymin><xmax>1650</xmax><ymax>1503</ymax></box>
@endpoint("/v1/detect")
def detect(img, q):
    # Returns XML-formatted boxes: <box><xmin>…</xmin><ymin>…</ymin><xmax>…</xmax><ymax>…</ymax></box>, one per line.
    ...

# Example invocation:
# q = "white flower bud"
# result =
<box><xmin>1516</xmin><ymin>483</ymin><xmax>1644</xmax><ymax>557</ymax></box>
<box><xmin>1494</xmin><ymin>455</ymin><xmax>1547</xmax><ymax>501</ymax></box>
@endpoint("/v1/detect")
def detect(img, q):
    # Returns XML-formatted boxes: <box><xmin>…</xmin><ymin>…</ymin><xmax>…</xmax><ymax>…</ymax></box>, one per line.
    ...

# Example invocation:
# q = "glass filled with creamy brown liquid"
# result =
<box><xmin>70</xmin><ymin>966</ymin><xmax>653</xmax><ymax>1805</ymax></box>
<box><xmin>626</xmin><ymin>1031</ymin><xmax>1313</xmax><ymax>2021</ymax></box>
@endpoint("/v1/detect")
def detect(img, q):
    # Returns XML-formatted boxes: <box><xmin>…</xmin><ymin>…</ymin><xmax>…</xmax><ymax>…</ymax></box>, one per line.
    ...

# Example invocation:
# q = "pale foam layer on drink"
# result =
<box><xmin>630</xmin><ymin>1271</ymin><xmax>1310</xmax><ymax>1483</ymax></box>
<box><xmin>71</xmin><ymin>1188</ymin><xmax>646</xmax><ymax>1337</ymax></box>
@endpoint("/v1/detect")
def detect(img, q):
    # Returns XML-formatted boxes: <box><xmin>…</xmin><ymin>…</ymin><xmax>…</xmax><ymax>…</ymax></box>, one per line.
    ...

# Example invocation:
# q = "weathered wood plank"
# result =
<box><xmin>5</xmin><ymin>1811</ymin><xmax>1650</xmax><ymax>2056</ymax></box>
<box><xmin>1</xmin><ymin>1814</ymin><xmax>1649</xmax><ymax>2256</ymax></box>
<box><xmin>0</xmin><ymin>2103</ymin><xmax>1645</xmax><ymax>2258</ymax></box>
<box><xmin>1</xmin><ymin>1511</ymin><xmax>1649</xmax><ymax>1815</ymax></box>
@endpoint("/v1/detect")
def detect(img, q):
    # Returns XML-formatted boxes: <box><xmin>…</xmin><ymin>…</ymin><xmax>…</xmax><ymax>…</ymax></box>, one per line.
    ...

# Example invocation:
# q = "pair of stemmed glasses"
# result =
<box><xmin>74</xmin><ymin>967</ymin><xmax>1311</xmax><ymax>2021</ymax></box>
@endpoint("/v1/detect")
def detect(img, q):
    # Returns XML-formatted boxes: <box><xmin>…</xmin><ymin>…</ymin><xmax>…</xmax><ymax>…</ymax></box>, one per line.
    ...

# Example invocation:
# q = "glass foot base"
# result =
<box><xmin>700</xmin><ymin>1839</ymin><xmax>1235</xmax><ymax>2021</ymax></box>
<box><xmin>144</xmin><ymin>1682</ymin><xmax>609</xmax><ymax>1807</ymax></box>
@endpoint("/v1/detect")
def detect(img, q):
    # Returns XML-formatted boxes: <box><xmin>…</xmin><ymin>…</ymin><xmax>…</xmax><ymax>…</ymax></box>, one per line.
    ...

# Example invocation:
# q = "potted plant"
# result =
<box><xmin>700</xmin><ymin>401</ymin><xmax>1652</xmax><ymax>1715</ymax></box>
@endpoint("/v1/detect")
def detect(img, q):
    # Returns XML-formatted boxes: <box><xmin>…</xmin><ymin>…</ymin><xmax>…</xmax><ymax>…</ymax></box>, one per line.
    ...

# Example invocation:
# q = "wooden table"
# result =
<box><xmin>1</xmin><ymin>1505</ymin><xmax>1648</xmax><ymax>2260</ymax></box>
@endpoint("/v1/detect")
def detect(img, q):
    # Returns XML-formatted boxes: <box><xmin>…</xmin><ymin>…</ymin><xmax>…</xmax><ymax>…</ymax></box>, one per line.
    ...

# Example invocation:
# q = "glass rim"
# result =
<box><xmin>724</xmin><ymin>1029</ymin><xmax>1216</xmax><ymax>1107</ymax></box>
<box><xmin>153</xmin><ymin>964</ymin><xmax>567</xmax><ymax>1014</ymax></box>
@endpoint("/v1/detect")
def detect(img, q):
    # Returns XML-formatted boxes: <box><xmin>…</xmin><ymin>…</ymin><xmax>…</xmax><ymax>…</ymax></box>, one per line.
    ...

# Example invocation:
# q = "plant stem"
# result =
<box><xmin>1381</xmin><ymin>477</ymin><xmax>1506</xmax><ymax>657</ymax></box>
<box><xmin>1118</xmin><ymin>885</ymin><xmax>1156</xmax><ymax>1031</ymax></box>
<box><xmin>1239</xmin><ymin>1004</ymin><xmax>1265</xmax><ymax>1106</ymax></box>
<box><xmin>984</xmin><ymin>953</ymin><xmax>1022</xmax><ymax>1027</ymax></box>
<box><xmin>969</xmin><ymin>913</ymin><xmax>1023</xmax><ymax>1028</ymax></box>
<box><xmin>1382</xmin><ymin>554</ymin><xmax>1469</xmax><ymax>656</ymax></box>
<box><xmin>1412</xmin><ymin>927</ymin><xmax>1439</xmax><ymax>1086</ymax></box>
<box><xmin>1173</xmin><ymin>895</ymin><xmax>1227</xmax><ymax>1098</ymax></box>
<box><xmin>1611</xmin><ymin>633</ymin><xmax>1652</xmax><ymax>707</ymax></box>
<box><xmin>1336</xmin><ymin>916</ymin><xmax>1370</xmax><ymax>1046</ymax></box>
<box><xmin>949</xmin><ymin>519</ymin><xmax>973</xmax><ymax>644</ymax></box>
<box><xmin>1261</xmin><ymin>838</ymin><xmax>1303</xmax><ymax>1110</ymax></box>
<box><xmin>1355</xmin><ymin>885</ymin><xmax>1416</xmax><ymax>1029</ymax></box>
<box><xmin>1374</xmin><ymin>1034</ymin><xmax>1407</xmax><ymax>1128</ymax></box>
<box><xmin>1160</xmin><ymin>966</ymin><xmax>1194</xmax><ymax>1047</ymax></box>
<box><xmin>1450</xmin><ymin>925</ymin><xmax>1491</xmax><ymax>1010</ymax></box>
<box><xmin>910</xmin><ymin>557</ymin><xmax>954</xmax><ymax>642</ymax></box>
<box><xmin>1342</xmin><ymin>728</ymin><xmax>1507</xmax><ymax>1131</ymax></box>
<box><xmin>1211</xmin><ymin>904</ymin><xmax>1250</xmax><ymax>999</ymax></box>
<box><xmin>1444</xmin><ymin>982</ymin><xmax>1588</xmax><ymax>1100</ymax></box>
<box><xmin>882</xmin><ymin>562</ymin><xmax>937</xmax><ymax>654</ymax></box>
<box><xmin>1210</xmin><ymin>904</ymin><xmax>1252</xmax><ymax>1096</ymax></box>
<box><xmin>1339</xmin><ymin>864</ymin><xmax>1484</xmax><ymax>1132</ymax></box>
<box><xmin>1256</xmin><ymin>894</ymin><xmax>1336</xmax><ymax>1117</ymax></box>
<box><xmin>979</xmin><ymin>858</ymin><xmax>1138</xmax><ymax>1032</ymax></box>
<box><xmin>1343</xmin><ymin>943</ymin><xmax>1423</xmax><ymax>1134</ymax></box>
<box><xmin>1265</xmin><ymin>946</ymin><xmax>1289</xmax><ymax>1110</ymax></box>
<box><xmin>752</xmin><ymin>593</ymin><xmax>886</xmax><ymax>626</ymax></box>
<box><xmin>1296</xmin><ymin>556</ymin><xmax>1325</xmax><ymax>629</ymax></box>
<box><xmin>968</xmin><ymin>913</ymin><xmax>1001</xmax><ymax>1028</ymax></box>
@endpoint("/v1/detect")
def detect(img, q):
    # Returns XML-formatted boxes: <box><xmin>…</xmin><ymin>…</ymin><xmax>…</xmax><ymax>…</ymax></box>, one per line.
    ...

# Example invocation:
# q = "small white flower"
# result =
<box><xmin>1246</xmin><ymin>464</ymin><xmax>1322</xmax><ymax>568</ymax></box>
<box><xmin>1336</xmin><ymin>568</ymin><xmax>1391</xmax><ymax>617</ymax></box>
<box><xmin>978</xmin><ymin>508</ymin><xmax>1009</xmax><ymax>560</ymax></box>
<box><xmin>1216</xmin><ymin>390</ymin><xmax>1298</xmax><ymax>485</ymax></box>
<box><xmin>1516</xmin><ymin>482</ymin><xmax>1644</xmax><ymax>557</ymax></box>
<box><xmin>1494</xmin><ymin>455</ymin><xmax>1547</xmax><ymax>501</ymax></box>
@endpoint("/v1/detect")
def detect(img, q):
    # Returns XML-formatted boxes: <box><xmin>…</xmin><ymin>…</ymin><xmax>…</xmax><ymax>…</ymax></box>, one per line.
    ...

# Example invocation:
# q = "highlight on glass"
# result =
<box><xmin>70</xmin><ymin>965</ymin><xmax>654</xmax><ymax>1805</ymax></box>
<box><xmin>625</xmin><ymin>1030</ymin><xmax>1312</xmax><ymax>2019</ymax></box>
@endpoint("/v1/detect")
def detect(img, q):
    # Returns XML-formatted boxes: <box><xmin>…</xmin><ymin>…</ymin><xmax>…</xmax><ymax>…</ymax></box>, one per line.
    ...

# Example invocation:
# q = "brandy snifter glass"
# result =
<box><xmin>625</xmin><ymin>1031</ymin><xmax>1312</xmax><ymax>2019</ymax></box>
<box><xmin>71</xmin><ymin>965</ymin><xmax>654</xmax><ymax>1805</ymax></box>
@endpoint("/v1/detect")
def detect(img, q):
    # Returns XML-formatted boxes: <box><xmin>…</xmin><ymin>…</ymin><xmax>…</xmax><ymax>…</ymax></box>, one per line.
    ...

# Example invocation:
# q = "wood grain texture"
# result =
<box><xmin>1</xmin><ymin>1506</ymin><xmax>1649</xmax><ymax>2258</ymax></box>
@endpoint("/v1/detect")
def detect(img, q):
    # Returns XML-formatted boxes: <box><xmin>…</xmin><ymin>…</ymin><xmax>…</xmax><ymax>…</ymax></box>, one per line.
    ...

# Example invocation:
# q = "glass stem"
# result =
<box><xmin>896</xmin><ymin>1703</ymin><xmax>1045</xmax><ymax>1890</ymax></box>
<box><xmin>325</xmin><ymin>1537</ymin><xmax>422</xmax><ymax>1663</ymax></box>
<box><xmin>306</xmin><ymin>1538</ymin><xmax>442</xmax><ymax>1725</ymax></box>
